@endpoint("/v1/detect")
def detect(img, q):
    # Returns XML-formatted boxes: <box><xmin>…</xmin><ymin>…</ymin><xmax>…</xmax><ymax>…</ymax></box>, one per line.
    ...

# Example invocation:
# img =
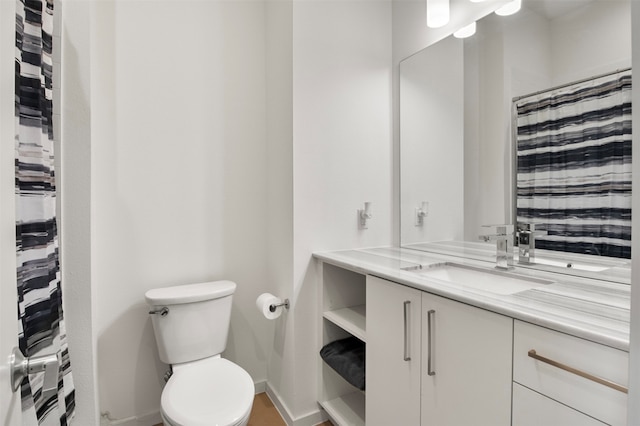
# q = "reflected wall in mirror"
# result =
<box><xmin>400</xmin><ymin>0</ymin><xmax>631</xmax><ymax>281</ymax></box>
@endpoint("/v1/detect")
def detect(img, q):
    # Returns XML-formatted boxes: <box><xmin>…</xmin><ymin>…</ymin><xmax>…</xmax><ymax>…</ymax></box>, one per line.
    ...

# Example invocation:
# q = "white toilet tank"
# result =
<box><xmin>145</xmin><ymin>280</ymin><xmax>236</xmax><ymax>365</ymax></box>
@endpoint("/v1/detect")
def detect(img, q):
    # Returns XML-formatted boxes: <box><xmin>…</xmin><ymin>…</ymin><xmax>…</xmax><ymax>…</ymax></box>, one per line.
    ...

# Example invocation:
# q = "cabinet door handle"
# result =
<box><xmin>528</xmin><ymin>349</ymin><xmax>628</xmax><ymax>394</ymax></box>
<box><xmin>403</xmin><ymin>301</ymin><xmax>411</xmax><ymax>361</ymax></box>
<box><xmin>427</xmin><ymin>309</ymin><xmax>436</xmax><ymax>376</ymax></box>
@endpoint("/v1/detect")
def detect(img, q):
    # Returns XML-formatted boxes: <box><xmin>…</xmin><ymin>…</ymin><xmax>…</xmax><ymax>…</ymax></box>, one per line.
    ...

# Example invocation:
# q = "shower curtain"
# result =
<box><xmin>516</xmin><ymin>70</ymin><xmax>632</xmax><ymax>259</ymax></box>
<box><xmin>15</xmin><ymin>0</ymin><xmax>75</xmax><ymax>424</ymax></box>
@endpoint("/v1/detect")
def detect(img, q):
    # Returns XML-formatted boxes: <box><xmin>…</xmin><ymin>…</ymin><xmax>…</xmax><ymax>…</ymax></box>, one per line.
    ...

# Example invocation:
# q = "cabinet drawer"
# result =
<box><xmin>513</xmin><ymin>320</ymin><xmax>627</xmax><ymax>426</ymax></box>
<box><xmin>512</xmin><ymin>383</ymin><xmax>605</xmax><ymax>426</ymax></box>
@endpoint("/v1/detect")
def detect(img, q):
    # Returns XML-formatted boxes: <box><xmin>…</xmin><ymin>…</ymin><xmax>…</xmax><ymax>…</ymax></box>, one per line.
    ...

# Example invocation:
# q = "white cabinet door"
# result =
<box><xmin>512</xmin><ymin>383</ymin><xmax>606</xmax><ymax>426</ymax></box>
<box><xmin>421</xmin><ymin>293</ymin><xmax>512</xmax><ymax>426</ymax></box>
<box><xmin>366</xmin><ymin>276</ymin><xmax>422</xmax><ymax>426</ymax></box>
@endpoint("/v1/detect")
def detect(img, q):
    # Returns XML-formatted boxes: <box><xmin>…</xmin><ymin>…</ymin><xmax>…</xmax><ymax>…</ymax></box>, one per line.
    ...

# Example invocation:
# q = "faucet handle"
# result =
<box><xmin>479</xmin><ymin>225</ymin><xmax>514</xmax><ymax>243</ymax></box>
<box><xmin>479</xmin><ymin>224</ymin><xmax>515</xmax><ymax>270</ymax></box>
<box><xmin>517</xmin><ymin>222</ymin><xmax>533</xmax><ymax>232</ymax></box>
<box><xmin>516</xmin><ymin>222</ymin><xmax>547</xmax><ymax>236</ymax></box>
<box><xmin>516</xmin><ymin>222</ymin><xmax>546</xmax><ymax>264</ymax></box>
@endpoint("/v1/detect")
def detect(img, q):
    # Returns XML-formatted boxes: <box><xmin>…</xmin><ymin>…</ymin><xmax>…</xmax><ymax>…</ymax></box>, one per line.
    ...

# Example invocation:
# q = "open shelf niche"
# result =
<box><xmin>319</xmin><ymin>263</ymin><xmax>367</xmax><ymax>426</ymax></box>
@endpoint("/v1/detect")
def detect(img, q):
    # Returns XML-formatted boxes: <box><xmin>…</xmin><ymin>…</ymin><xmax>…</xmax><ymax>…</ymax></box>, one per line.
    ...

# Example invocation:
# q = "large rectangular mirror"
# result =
<box><xmin>400</xmin><ymin>0</ymin><xmax>632</xmax><ymax>283</ymax></box>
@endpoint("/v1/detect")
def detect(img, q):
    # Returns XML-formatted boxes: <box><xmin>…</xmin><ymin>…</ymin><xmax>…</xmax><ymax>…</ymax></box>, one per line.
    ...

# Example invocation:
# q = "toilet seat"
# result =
<box><xmin>161</xmin><ymin>357</ymin><xmax>254</xmax><ymax>426</ymax></box>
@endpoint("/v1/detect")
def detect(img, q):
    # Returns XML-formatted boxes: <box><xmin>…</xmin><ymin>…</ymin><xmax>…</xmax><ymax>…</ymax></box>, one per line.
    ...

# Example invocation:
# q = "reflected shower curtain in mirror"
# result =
<box><xmin>15</xmin><ymin>0</ymin><xmax>75</xmax><ymax>424</ymax></box>
<box><xmin>516</xmin><ymin>70</ymin><xmax>632</xmax><ymax>259</ymax></box>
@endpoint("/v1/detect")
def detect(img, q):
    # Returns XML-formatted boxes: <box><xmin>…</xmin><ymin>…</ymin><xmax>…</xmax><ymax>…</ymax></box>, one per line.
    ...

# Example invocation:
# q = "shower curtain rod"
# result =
<box><xmin>512</xmin><ymin>66</ymin><xmax>632</xmax><ymax>102</ymax></box>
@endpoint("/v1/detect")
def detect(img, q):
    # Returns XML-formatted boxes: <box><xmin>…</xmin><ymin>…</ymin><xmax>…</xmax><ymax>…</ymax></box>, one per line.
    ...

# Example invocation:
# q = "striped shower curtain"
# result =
<box><xmin>516</xmin><ymin>70</ymin><xmax>632</xmax><ymax>259</ymax></box>
<box><xmin>15</xmin><ymin>0</ymin><xmax>75</xmax><ymax>424</ymax></box>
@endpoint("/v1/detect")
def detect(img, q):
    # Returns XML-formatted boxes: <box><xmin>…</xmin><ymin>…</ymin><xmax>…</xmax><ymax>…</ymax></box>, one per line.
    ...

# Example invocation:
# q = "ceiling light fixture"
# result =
<box><xmin>495</xmin><ymin>0</ymin><xmax>522</xmax><ymax>16</ymax></box>
<box><xmin>427</xmin><ymin>0</ymin><xmax>450</xmax><ymax>28</ymax></box>
<box><xmin>453</xmin><ymin>21</ymin><xmax>477</xmax><ymax>38</ymax></box>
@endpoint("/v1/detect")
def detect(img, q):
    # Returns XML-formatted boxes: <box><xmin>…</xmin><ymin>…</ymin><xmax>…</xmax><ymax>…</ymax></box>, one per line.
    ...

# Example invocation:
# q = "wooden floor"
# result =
<box><xmin>155</xmin><ymin>392</ymin><xmax>333</xmax><ymax>426</ymax></box>
<box><xmin>248</xmin><ymin>393</ymin><xmax>333</xmax><ymax>426</ymax></box>
<box><xmin>247</xmin><ymin>393</ymin><xmax>287</xmax><ymax>426</ymax></box>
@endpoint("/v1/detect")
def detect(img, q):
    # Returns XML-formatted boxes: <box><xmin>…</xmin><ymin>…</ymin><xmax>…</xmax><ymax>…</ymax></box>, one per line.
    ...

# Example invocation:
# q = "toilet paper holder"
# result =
<box><xmin>269</xmin><ymin>299</ymin><xmax>290</xmax><ymax>312</ymax></box>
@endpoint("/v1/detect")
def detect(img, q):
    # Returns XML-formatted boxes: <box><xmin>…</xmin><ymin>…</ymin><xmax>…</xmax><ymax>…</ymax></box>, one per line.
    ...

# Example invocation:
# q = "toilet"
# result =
<box><xmin>145</xmin><ymin>280</ymin><xmax>254</xmax><ymax>426</ymax></box>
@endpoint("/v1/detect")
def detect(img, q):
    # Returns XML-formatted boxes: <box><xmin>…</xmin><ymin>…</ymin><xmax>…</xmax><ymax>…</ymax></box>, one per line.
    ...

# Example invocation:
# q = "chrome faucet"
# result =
<box><xmin>516</xmin><ymin>223</ymin><xmax>545</xmax><ymax>265</ymax></box>
<box><xmin>479</xmin><ymin>224</ymin><xmax>514</xmax><ymax>270</ymax></box>
<box><xmin>517</xmin><ymin>223</ymin><xmax>534</xmax><ymax>264</ymax></box>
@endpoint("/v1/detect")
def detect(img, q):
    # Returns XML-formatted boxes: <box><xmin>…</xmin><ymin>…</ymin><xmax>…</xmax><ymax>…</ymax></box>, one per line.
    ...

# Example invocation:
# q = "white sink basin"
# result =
<box><xmin>408</xmin><ymin>263</ymin><xmax>553</xmax><ymax>295</ymax></box>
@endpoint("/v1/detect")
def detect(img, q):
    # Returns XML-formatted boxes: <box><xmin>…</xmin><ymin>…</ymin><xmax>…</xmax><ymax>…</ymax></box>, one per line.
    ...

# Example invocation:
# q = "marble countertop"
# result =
<box><xmin>404</xmin><ymin>240</ymin><xmax>631</xmax><ymax>285</ymax></box>
<box><xmin>313</xmin><ymin>246</ymin><xmax>630</xmax><ymax>351</ymax></box>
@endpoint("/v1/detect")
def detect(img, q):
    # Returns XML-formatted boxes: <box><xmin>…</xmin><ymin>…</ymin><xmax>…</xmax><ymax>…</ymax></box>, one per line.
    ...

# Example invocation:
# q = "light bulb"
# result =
<box><xmin>495</xmin><ymin>0</ymin><xmax>521</xmax><ymax>16</ymax></box>
<box><xmin>427</xmin><ymin>0</ymin><xmax>450</xmax><ymax>28</ymax></box>
<box><xmin>453</xmin><ymin>21</ymin><xmax>476</xmax><ymax>38</ymax></box>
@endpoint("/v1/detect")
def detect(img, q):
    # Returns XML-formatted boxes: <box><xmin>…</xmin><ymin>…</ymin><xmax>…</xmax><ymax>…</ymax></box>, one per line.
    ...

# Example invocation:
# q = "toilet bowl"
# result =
<box><xmin>160</xmin><ymin>357</ymin><xmax>254</xmax><ymax>426</ymax></box>
<box><xmin>145</xmin><ymin>281</ymin><xmax>254</xmax><ymax>426</ymax></box>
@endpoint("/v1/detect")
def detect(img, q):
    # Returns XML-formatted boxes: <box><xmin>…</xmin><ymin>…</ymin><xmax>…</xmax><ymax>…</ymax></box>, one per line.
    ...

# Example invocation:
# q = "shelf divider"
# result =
<box><xmin>323</xmin><ymin>304</ymin><xmax>366</xmax><ymax>342</ymax></box>
<box><xmin>320</xmin><ymin>391</ymin><xmax>365</xmax><ymax>426</ymax></box>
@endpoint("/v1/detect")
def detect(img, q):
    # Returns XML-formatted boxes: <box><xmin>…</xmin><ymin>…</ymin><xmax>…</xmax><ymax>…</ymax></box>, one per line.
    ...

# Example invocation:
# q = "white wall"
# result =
<box><xmin>550</xmin><ymin>0</ymin><xmax>631</xmax><ymax>86</ymax></box>
<box><xmin>76</xmin><ymin>1</ymin><xmax>274</xmax><ymax>423</ymax></box>
<box><xmin>57</xmin><ymin>1</ymin><xmax>395</xmax><ymax>424</ymax></box>
<box><xmin>265</xmin><ymin>2</ymin><xmax>394</xmax><ymax>422</ymax></box>
<box><xmin>60</xmin><ymin>1</ymin><xmax>100</xmax><ymax>424</ymax></box>
<box><xmin>264</xmin><ymin>0</ymin><xmax>295</xmax><ymax>415</ymax></box>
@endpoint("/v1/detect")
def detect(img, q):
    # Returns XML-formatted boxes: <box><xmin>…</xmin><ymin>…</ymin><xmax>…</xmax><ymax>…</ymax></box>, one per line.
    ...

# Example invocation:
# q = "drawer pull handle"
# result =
<box><xmin>427</xmin><ymin>309</ymin><xmax>436</xmax><ymax>376</ymax></box>
<box><xmin>528</xmin><ymin>349</ymin><xmax>628</xmax><ymax>394</ymax></box>
<box><xmin>403</xmin><ymin>301</ymin><xmax>411</xmax><ymax>361</ymax></box>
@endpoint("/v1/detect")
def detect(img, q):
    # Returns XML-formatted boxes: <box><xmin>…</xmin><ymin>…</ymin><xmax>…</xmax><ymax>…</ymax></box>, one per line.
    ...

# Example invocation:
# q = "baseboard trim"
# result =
<box><xmin>99</xmin><ymin>410</ymin><xmax>162</xmax><ymax>426</ymax></box>
<box><xmin>254</xmin><ymin>379</ymin><xmax>267</xmax><ymax>394</ymax></box>
<box><xmin>265</xmin><ymin>383</ymin><xmax>328</xmax><ymax>426</ymax></box>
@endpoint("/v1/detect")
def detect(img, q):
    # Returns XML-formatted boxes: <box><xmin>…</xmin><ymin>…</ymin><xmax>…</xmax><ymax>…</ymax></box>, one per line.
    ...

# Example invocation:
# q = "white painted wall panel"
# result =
<box><xmin>291</xmin><ymin>0</ymin><xmax>393</xmax><ymax>419</ymax></box>
<box><xmin>61</xmin><ymin>1</ymin><xmax>100</xmax><ymax>424</ymax></box>
<box><xmin>88</xmin><ymin>1</ymin><xmax>272</xmax><ymax>422</ymax></box>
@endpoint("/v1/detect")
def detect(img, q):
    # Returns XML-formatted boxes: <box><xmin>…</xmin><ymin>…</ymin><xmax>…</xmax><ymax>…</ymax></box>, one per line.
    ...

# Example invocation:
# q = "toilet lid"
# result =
<box><xmin>162</xmin><ymin>358</ymin><xmax>254</xmax><ymax>426</ymax></box>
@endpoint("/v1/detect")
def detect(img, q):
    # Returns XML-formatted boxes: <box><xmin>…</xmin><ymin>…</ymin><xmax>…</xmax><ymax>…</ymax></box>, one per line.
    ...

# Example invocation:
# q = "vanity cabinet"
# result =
<box><xmin>366</xmin><ymin>276</ymin><xmax>422</xmax><ymax>425</ymax></box>
<box><xmin>512</xmin><ymin>383</ymin><xmax>606</xmax><ymax>426</ymax></box>
<box><xmin>318</xmin><ymin>258</ymin><xmax>628</xmax><ymax>426</ymax></box>
<box><xmin>366</xmin><ymin>275</ymin><xmax>512</xmax><ymax>426</ymax></box>
<box><xmin>512</xmin><ymin>320</ymin><xmax>628</xmax><ymax>426</ymax></box>
<box><xmin>421</xmin><ymin>290</ymin><xmax>512</xmax><ymax>426</ymax></box>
